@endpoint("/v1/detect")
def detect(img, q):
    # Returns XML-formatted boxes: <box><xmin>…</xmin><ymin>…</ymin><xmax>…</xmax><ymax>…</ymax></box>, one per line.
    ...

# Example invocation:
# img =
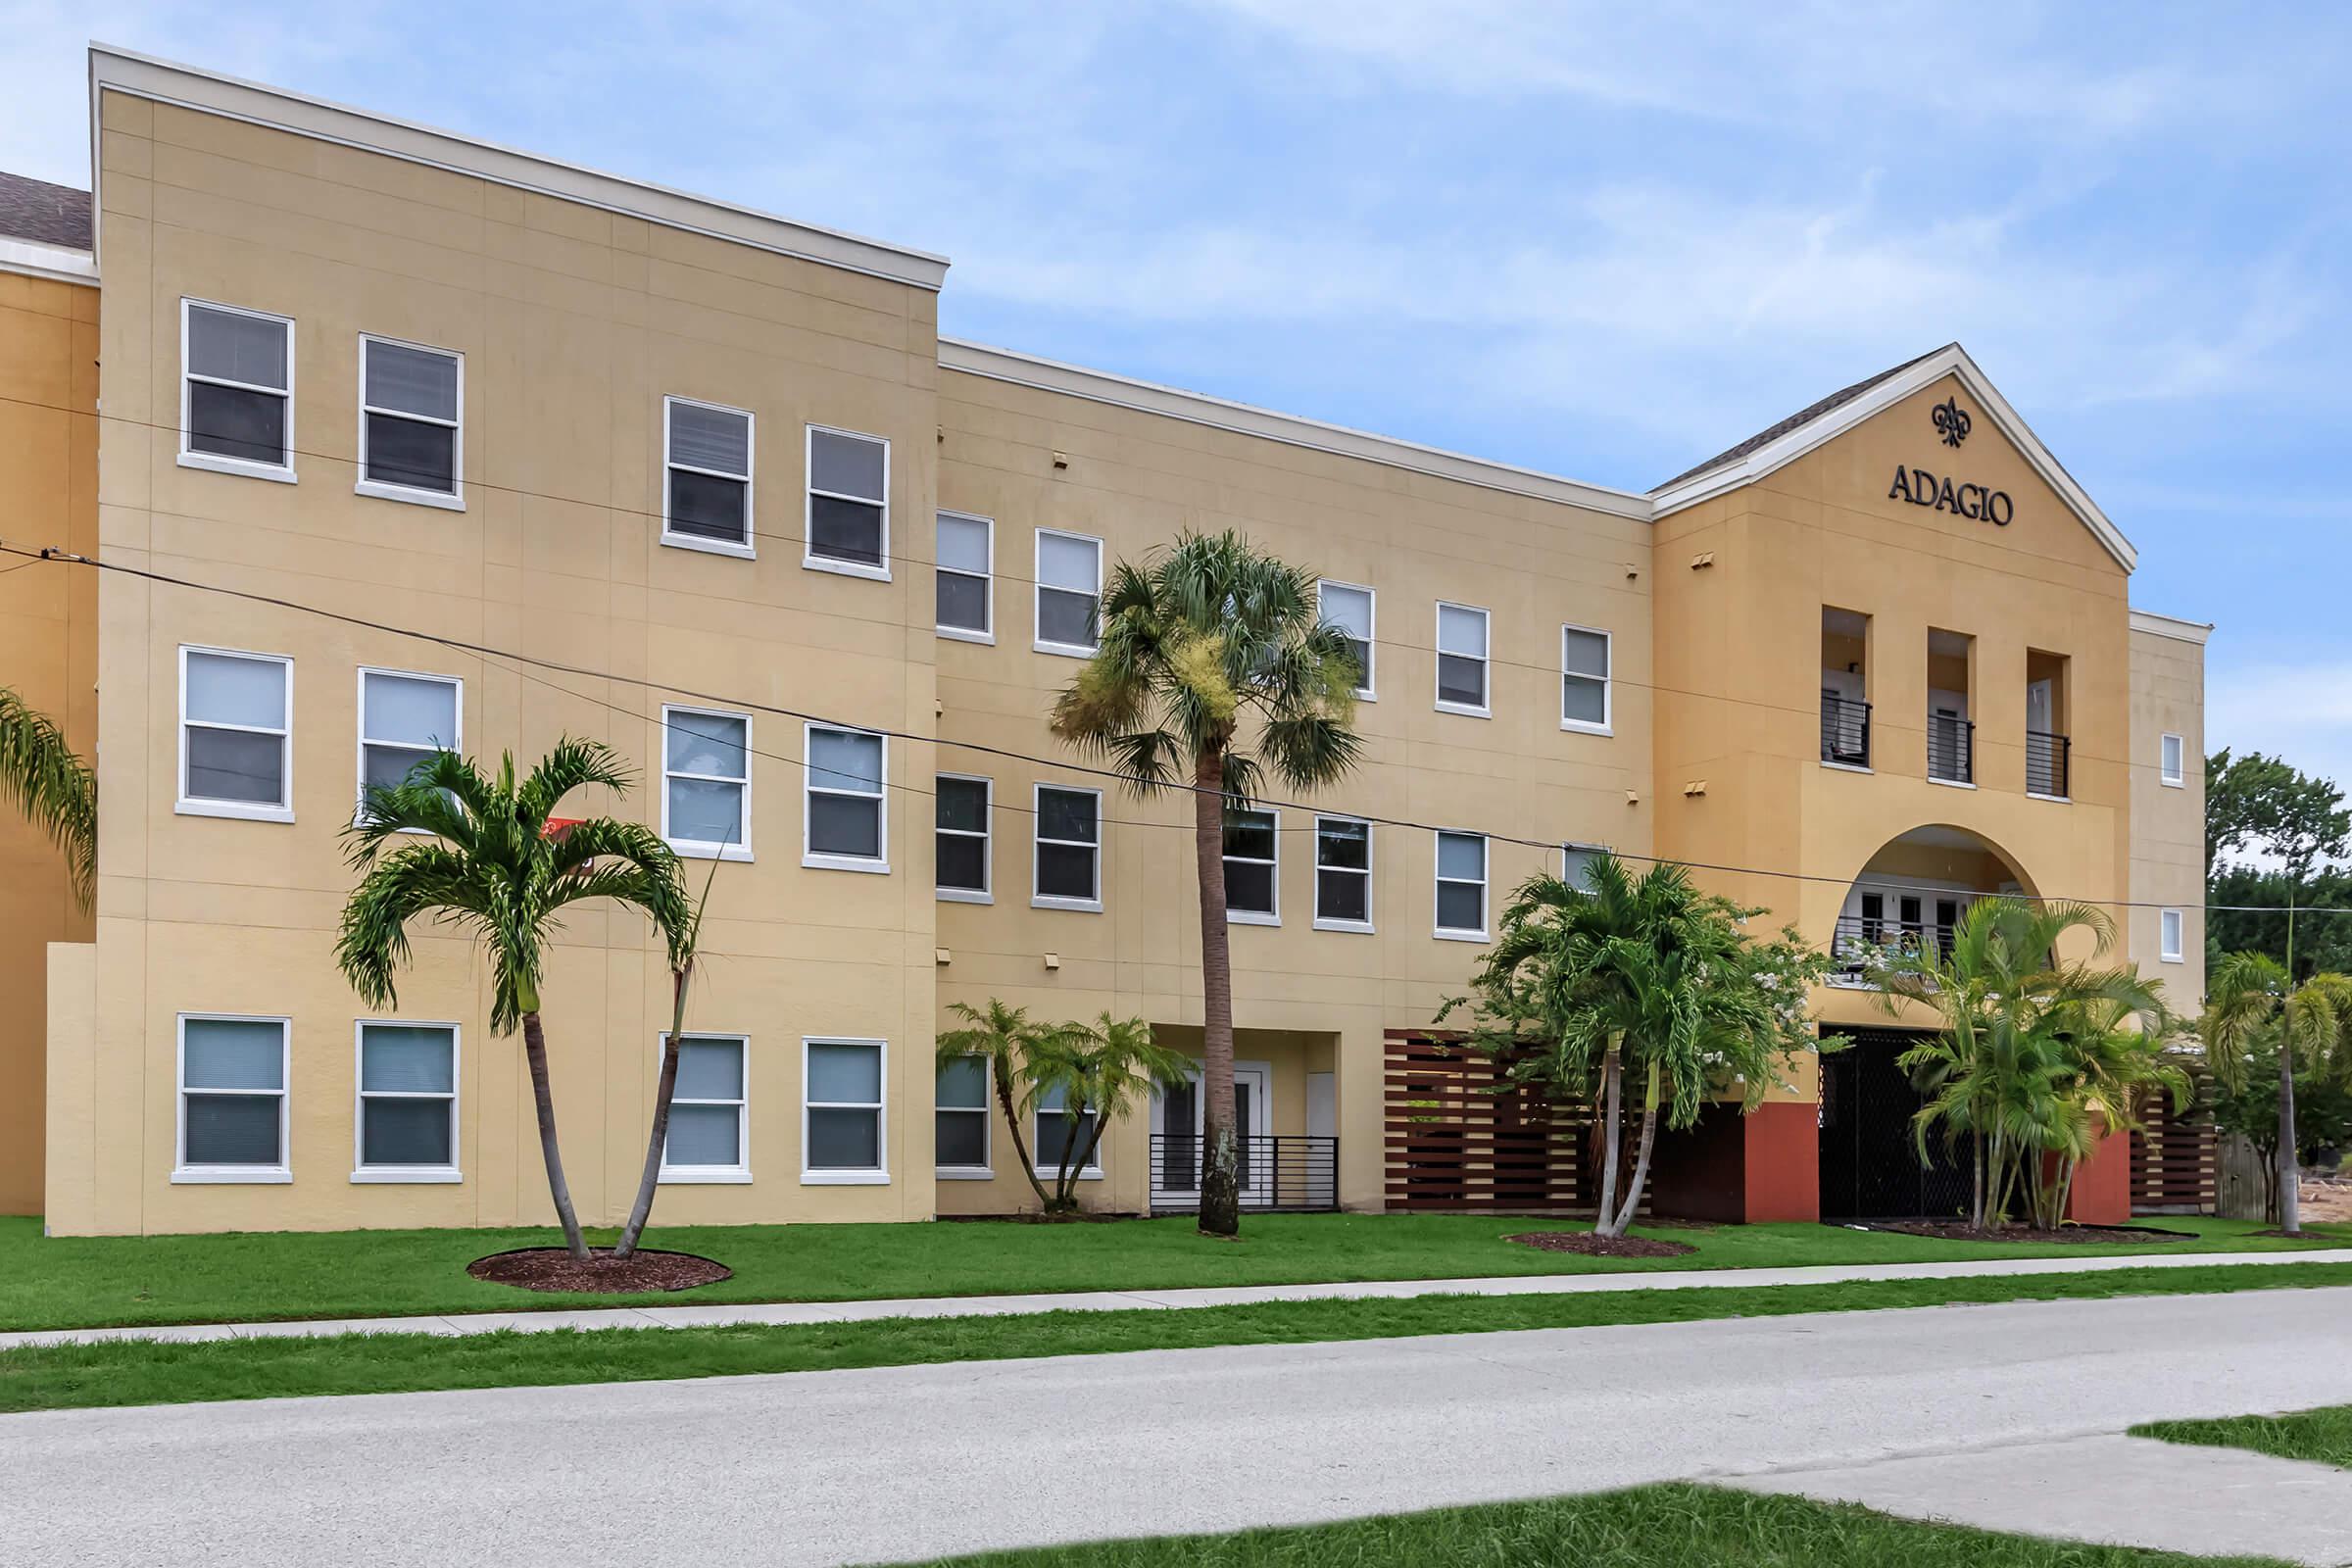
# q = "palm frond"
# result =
<box><xmin>0</xmin><ymin>685</ymin><xmax>96</xmax><ymax>908</ymax></box>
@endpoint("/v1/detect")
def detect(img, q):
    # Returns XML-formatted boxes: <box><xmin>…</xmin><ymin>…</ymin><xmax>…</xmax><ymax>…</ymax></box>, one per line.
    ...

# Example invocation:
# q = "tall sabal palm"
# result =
<box><xmin>337</xmin><ymin>741</ymin><xmax>693</xmax><ymax>1260</ymax></box>
<box><xmin>1448</xmin><ymin>855</ymin><xmax>1832</xmax><ymax>1238</ymax></box>
<box><xmin>1876</xmin><ymin>898</ymin><xmax>2168</xmax><ymax>1229</ymax></box>
<box><xmin>936</xmin><ymin>1000</ymin><xmax>1066</xmax><ymax>1211</ymax></box>
<box><xmin>0</xmin><ymin>686</ymin><xmax>95</xmax><ymax>911</ymax></box>
<box><xmin>2203</xmin><ymin>955</ymin><xmax>2352</xmax><ymax>1235</ymax></box>
<box><xmin>1050</xmin><ymin>530</ymin><xmax>1363</xmax><ymax>1237</ymax></box>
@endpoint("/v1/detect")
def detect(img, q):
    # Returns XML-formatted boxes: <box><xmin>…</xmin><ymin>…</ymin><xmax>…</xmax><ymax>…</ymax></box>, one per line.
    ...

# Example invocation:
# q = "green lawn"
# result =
<box><xmin>2134</xmin><ymin>1402</ymin><xmax>2352</xmax><ymax>1470</ymax></box>
<box><xmin>2</xmin><ymin>1212</ymin><xmax>2339</xmax><ymax>1333</ymax></box>
<box><xmin>909</xmin><ymin>1485</ymin><xmax>2278</xmax><ymax>1567</ymax></box>
<box><xmin>4</xmin><ymin>1259</ymin><xmax>2348</xmax><ymax>1416</ymax></box>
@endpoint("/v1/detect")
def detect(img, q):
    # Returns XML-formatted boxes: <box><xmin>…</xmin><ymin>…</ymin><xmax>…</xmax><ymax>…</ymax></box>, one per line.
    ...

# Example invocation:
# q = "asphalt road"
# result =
<box><xmin>7</xmin><ymin>1288</ymin><xmax>2352</xmax><ymax>1566</ymax></box>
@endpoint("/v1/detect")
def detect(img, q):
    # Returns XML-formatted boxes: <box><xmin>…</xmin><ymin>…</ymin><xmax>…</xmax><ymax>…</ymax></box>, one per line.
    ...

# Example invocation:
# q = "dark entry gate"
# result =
<box><xmin>1818</xmin><ymin>1027</ymin><xmax>1971</xmax><ymax>1219</ymax></box>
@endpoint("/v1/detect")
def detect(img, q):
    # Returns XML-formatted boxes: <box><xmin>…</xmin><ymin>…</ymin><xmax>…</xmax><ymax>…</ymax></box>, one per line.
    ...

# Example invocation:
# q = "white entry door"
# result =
<box><xmin>1153</xmin><ymin>1062</ymin><xmax>1270</xmax><ymax>1198</ymax></box>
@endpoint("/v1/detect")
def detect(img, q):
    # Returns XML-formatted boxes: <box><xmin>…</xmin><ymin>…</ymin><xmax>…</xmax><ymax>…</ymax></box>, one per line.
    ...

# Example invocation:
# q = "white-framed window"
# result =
<box><xmin>1314</xmin><ymin>815</ymin><xmax>1374</xmax><ymax>932</ymax></box>
<box><xmin>936</xmin><ymin>511</ymin><xmax>993</xmax><ymax>641</ymax></box>
<box><xmin>174</xmin><ymin>1014</ymin><xmax>290</xmax><ymax>1183</ymax></box>
<box><xmin>178</xmin><ymin>646</ymin><xmax>293</xmax><ymax>822</ymax></box>
<box><xmin>806</xmin><ymin>424</ymin><xmax>890</xmax><ymax>578</ymax></box>
<box><xmin>2161</xmin><ymin>908</ymin><xmax>2184</xmax><ymax>963</ymax></box>
<box><xmin>936</xmin><ymin>773</ymin><xmax>992</xmax><ymax>903</ymax></box>
<box><xmin>661</xmin><ymin>1033</ymin><xmax>751</xmax><ymax>1183</ymax></box>
<box><xmin>357</xmin><ymin>667</ymin><xmax>460</xmax><ymax>823</ymax></box>
<box><xmin>1317</xmin><ymin>579</ymin><xmax>1375</xmax><ymax>700</ymax></box>
<box><xmin>1561</xmin><ymin>841</ymin><xmax>1607</xmax><ymax>892</ymax></box>
<box><xmin>805</xmin><ymin>724</ymin><xmax>887</xmax><ymax>872</ymax></box>
<box><xmin>935</xmin><ymin>1054</ymin><xmax>992</xmax><ymax>1178</ymax></box>
<box><xmin>352</xmin><ymin>1021</ymin><xmax>460</xmax><ymax>1182</ymax></box>
<box><xmin>1035</xmin><ymin>1081</ymin><xmax>1102</xmax><ymax>1179</ymax></box>
<box><xmin>1033</xmin><ymin>783</ymin><xmax>1103</xmax><ymax>910</ymax></box>
<box><xmin>1223</xmin><ymin>807</ymin><xmax>1280</xmax><ymax>925</ymax></box>
<box><xmin>1035</xmin><ymin>529</ymin><xmax>1102</xmax><ymax>656</ymax></box>
<box><xmin>1561</xmin><ymin>624</ymin><xmax>1612</xmax><ymax>734</ymax></box>
<box><xmin>662</xmin><ymin>705</ymin><xmax>752</xmax><ymax>860</ymax></box>
<box><xmin>2161</xmin><ymin>733</ymin><xmax>2186</xmax><ymax>788</ymax></box>
<box><xmin>179</xmin><ymin>298</ymin><xmax>294</xmax><ymax>480</ymax></box>
<box><xmin>662</xmin><ymin>396</ymin><xmax>755</xmax><ymax>557</ymax></box>
<box><xmin>1436</xmin><ymin>602</ymin><xmax>1490</xmax><ymax>716</ymax></box>
<box><xmin>803</xmin><ymin>1037</ymin><xmax>887</xmax><ymax>1184</ymax></box>
<box><xmin>1435</xmin><ymin>830</ymin><xmax>1489</xmax><ymax>941</ymax></box>
<box><xmin>357</xmin><ymin>335</ymin><xmax>462</xmax><ymax>507</ymax></box>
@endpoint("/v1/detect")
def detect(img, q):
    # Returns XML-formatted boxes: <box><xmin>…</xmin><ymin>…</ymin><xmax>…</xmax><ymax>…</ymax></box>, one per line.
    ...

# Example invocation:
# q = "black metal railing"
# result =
<box><xmin>1829</xmin><ymin>914</ymin><xmax>1957</xmax><ymax>986</ymax></box>
<box><xmin>1149</xmin><ymin>1134</ymin><xmax>1338</xmax><ymax>1213</ymax></box>
<box><xmin>1820</xmin><ymin>694</ymin><xmax>1872</xmax><ymax>767</ymax></box>
<box><xmin>2026</xmin><ymin>728</ymin><xmax>2071</xmax><ymax>798</ymax></box>
<box><xmin>1928</xmin><ymin>712</ymin><xmax>1974</xmax><ymax>784</ymax></box>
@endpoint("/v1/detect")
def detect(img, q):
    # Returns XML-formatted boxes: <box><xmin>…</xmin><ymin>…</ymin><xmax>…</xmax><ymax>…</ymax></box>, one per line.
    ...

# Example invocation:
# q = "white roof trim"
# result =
<box><xmin>939</xmin><ymin>338</ymin><xmax>1651</xmax><ymax>519</ymax></box>
<box><xmin>86</xmin><ymin>45</ymin><xmax>949</xmax><ymax>292</ymax></box>
<box><xmin>1650</xmin><ymin>343</ymin><xmax>2138</xmax><ymax>573</ymax></box>
<box><xmin>2131</xmin><ymin>609</ymin><xmax>2214</xmax><ymax>646</ymax></box>
<box><xmin>0</xmin><ymin>236</ymin><xmax>96</xmax><ymax>287</ymax></box>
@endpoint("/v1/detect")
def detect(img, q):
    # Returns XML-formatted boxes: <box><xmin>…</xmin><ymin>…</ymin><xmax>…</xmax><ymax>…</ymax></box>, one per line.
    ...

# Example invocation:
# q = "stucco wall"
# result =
<box><xmin>2128</xmin><ymin>617</ymin><xmax>2208</xmax><ymax>1007</ymax></box>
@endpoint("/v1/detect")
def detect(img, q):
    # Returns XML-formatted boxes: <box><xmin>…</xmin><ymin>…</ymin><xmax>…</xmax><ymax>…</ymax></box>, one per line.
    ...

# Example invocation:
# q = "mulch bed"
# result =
<box><xmin>1859</xmin><ymin>1220</ymin><xmax>2187</xmax><ymax>1246</ymax></box>
<box><xmin>1505</xmin><ymin>1230</ymin><xmax>1696</xmax><ymax>1259</ymax></box>
<box><xmin>467</xmin><ymin>1247</ymin><xmax>732</xmax><ymax>1294</ymax></box>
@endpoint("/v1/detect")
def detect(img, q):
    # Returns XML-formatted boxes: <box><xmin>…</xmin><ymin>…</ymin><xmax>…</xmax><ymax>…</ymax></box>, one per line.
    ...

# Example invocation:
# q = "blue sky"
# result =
<box><xmin>7</xmin><ymin>2</ymin><xmax>2348</xmax><ymax>784</ymax></box>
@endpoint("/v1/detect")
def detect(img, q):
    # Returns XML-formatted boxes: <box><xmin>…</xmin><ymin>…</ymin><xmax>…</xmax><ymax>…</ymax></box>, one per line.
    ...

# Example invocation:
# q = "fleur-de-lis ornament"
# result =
<box><xmin>1932</xmin><ymin>396</ymin><xmax>1972</xmax><ymax>449</ymax></box>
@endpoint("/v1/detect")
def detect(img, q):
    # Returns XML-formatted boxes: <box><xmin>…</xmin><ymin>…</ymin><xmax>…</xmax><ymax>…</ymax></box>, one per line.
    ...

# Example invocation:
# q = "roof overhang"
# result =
<box><xmin>0</xmin><ymin>235</ymin><xmax>95</xmax><ymax>287</ymax></box>
<box><xmin>2129</xmin><ymin>609</ymin><xmax>2214</xmax><ymax>646</ymax></box>
<box><xmin>1648</xmin><ymin>343</ymin><xmax>2138</xmax><ymax>573</ymax></box>
<box><xmin>85</xmin><ymin>45</ymin><xmax>950</xmax><ymax>292</ymax></box>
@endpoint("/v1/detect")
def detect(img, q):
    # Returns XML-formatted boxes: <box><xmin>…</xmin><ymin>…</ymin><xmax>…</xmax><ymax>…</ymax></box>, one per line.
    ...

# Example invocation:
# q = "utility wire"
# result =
<box><xmin>1</xmin><ymin>537</ymin><xmax>2325</xmax><ymax>918</ymax></box>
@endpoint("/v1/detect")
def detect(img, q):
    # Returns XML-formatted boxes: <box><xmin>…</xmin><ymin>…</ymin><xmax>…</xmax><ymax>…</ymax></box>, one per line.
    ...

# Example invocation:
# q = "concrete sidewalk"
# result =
<box><xmin>6</xmin><ymin>1243</ymin><xmax>2348</xmax><ymax>1351</ymax></box>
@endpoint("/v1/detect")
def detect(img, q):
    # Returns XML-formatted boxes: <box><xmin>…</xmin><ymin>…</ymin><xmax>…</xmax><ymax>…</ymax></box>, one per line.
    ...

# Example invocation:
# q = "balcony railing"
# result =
<box><xmin>1829</xmin><ymin>914</ymin><xmax>1957</xmax><ymax>987</ymax></box>
<box><xmin>1820</xmin><ymin>694</ymin><xmax>1872</xmax><ymax>767</ymax></box>
<box><xmin>2026</xmin><ymin>728</ymin><xmax>2071</xmax><ymax>798</ymax></box>
<box><xmin>1928</xmin><ymin>712</ymin><xmax>1975</xmax><ymax>784</ymax></box>
<box><xmin>1149</xmin><ymin>1134</ymin><xmax>1339</xmax><ymax>1213</ymax></box>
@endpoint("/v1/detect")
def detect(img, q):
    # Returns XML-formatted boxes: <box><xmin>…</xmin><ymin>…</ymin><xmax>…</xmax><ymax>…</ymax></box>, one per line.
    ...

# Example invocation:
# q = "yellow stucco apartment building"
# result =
<box><xmin>0</xmin><ymin>48</ymin><xmax>2208</xmax><ymax>1235</ymax></box>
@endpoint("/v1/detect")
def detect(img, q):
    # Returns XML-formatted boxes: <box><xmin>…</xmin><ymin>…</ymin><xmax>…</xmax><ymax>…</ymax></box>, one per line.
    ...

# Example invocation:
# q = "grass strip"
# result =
<box><xmin>6</xmin><ymin>1212</ymin><xmax>2343</xmax><ymax>1333</ymax></box>
<box><xmin>883</xmin><ymin>1483</ymin><xmax>2287</xmax><ymax>1567</ymax></box>
<box><xmin>4</xmin><ymin>1260</ymin><xmax>2349</xmax><ymax>1417</ymax></box>
<box><xmin>2133</xmin><ymin>1402</ymin><xmax>2352</xmax><ymax>1470</ymax></box>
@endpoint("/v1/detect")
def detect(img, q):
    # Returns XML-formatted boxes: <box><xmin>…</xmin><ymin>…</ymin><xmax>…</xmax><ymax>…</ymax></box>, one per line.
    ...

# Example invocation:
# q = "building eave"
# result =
<box><xmin>939</xmin><ymin>338</ymin><xmax>1654</xmax><ymax>521</ymax></box>
<box><xmin>1649</xmin><ymin>344</ymin><xmax>2139</xmax><ymax>574</ymax></box>
<box><xmin>86</xmin><ymin>44</ymin><xmax>950</xmax><ymax>292</ymax></box>
<box><xmin>2130</xmin><ymin>609</ymin><xmax>2215</xmax><ymax>646</ymax></box>
<box><xmin>0</xmin><ymin>236</ymin><xmax>96</xmax><ymax>287</ymax></box>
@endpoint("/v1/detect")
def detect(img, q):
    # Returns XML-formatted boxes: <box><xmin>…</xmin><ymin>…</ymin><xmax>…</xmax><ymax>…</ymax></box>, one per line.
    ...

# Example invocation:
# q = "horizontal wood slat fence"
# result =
<box><xmin>1385</xmin><ymin>1031</ymin><xmax>1640</xmax><ymax>1214</ymax></box>
<box><xmin>2131</xmin><ymin>1075</ymin><xmax>2216</xmax><ymax>1215</ymax></box>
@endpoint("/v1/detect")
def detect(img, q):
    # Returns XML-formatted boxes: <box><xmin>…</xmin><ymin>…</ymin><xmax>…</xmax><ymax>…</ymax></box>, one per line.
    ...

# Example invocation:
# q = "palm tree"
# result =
<box><xmin>1875</xmin><ymin>898</ymin><xmax>2169</xmax><ymax>1229</ymax></box>
<box><xmin>1050</xmin><ymin>530</ymin><xmax>1362</xmax><ymax>1237</ymax></box>
<box><xmin>2203</xmin><ymin>955</ymin><xmax>2352</xmax><ymax>1235</ymax></box>
<box><xmin>1447</xmin><ymin>854</ymin><xmax>1834</xmax><ymax>1238</ymax></box>
<box><xmin>337</xmin><ymin>741</ymin><xmax>693</xmax><ymax>1260</ymax></box>
<box><xmin>0</xmin><ymin>685</ymin><xmax>95</xmax><ymax>911</ymax></box>
<box><xmin>1027</xmin><ymin>1012</ymin><xmax>1194</xmax><ymax>1212</ymax></box>
<box><xmin>936</xmin><ymin>999</ymin><xmax>1066</xmax><ymax>1211</ymax></box>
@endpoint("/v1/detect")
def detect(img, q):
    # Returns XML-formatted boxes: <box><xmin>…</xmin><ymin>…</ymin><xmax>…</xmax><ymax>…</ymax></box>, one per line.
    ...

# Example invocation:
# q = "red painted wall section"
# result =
<box><xmin>1742</xmin><ymin>1102</ymin><xmax>1821</xmax><ymax>1222</ymax></box>
<box><xmin>2069</xmin><ymin>1129</ymin><xmax>2131</xmax><ymax>1225</ymax></box>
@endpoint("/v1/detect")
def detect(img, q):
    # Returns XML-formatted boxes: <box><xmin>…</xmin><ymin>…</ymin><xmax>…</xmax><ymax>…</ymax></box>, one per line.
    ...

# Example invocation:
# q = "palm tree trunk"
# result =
<box><xmin>1194</xmin><ymin>745</ymin><xmax>1241</xmax><ymax>1239</ymax></box>
<box><xmin>520</xmin><ymin>1009</ymin><xmax>590</xmax><ymax>1260</ymax></box>
<box><xmin>2278</xmin><ymin>1050</ymin><xmax>2302</xmax><ymax>1235</ymax></box>
<box><xmin>614</xmin><ymin>964</ymin><xmax>691</xmax><ymax>1259</ymax></box>
<box><xmin>1972</xmin><ymin>1130</ymin><xmax>1984</xmax><ymax>1230</ymax></box>
<box><xmin>1611</xmin><ymin>1090</ymin><xmax>1659</xmax><ymax>1238</ymax></box>
<box><xmin>1593</xmin><ymin>1041</ymin><xmax>1623</xmax><ymax>1237</ymax></box>
<box><xmin>995</xmin><ymin>1060</ymin><xmax>1053</xmax><ymax>1211</ymax></box>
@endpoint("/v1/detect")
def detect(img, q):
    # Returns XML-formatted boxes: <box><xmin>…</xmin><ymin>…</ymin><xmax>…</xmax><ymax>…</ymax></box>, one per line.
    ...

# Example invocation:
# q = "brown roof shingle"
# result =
<box><xmin>1652</xmin><ymin>344</ymin><xmax>1954</xmax><ymax>491</ymax></box>
<box><xmin>0</xmin><ymin>171</ymin><xmax>93</xmax><ymax>251</ymax></box>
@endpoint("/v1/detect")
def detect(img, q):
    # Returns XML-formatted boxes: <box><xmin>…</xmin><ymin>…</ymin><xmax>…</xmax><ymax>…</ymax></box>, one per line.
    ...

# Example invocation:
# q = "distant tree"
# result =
<box><xmin>2208</xmin><ymin>749</ymin><xmax>2349</xmax><ymax>882</ymax></box>
<box><xmin>2206</xmin><ymin>865</ymin><xmax>2352</xmax><ymax>982</ymax></box>
<box><xmin>0</xmin><ymin>686</ymin><xmax>94</xmax><ymax>910</ymax></box>
<box><xmin>2207</xmin><ymin>1040</ymin><xmax>2352</xmax><ymax>1224</ymax></box>
<box><xmin>2201</xmin><ymin>956</ymin><xmax>2352</xmax><ymax>1235</ymax></box>
<box><xmin>1442</xmin><ymin>855</ymin><xmax>1836</xmax><ymax>1239</ymax></box>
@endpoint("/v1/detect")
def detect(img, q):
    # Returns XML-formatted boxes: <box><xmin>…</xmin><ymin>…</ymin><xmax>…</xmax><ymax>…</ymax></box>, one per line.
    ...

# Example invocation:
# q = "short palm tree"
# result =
<box><xmin>2202</xmin><ymin>955</ymin><xmax>2352</xmax><ymax>1235</ymax></box>
<box><xmin>1026</xmin><ymin>1012</ymin><xmax>1193</xmax><ymax>1213</ymax></box>
<box><xmin>1876</xmin><ymin>898</ymin><xmax>2170</xmax><ymax>1229</ymax></box>
<box><xmin>936</xmin><ymin>999</ymin><xmax>1066</xmax><ymax>1211</ymax></box>
<box><xmin>337</xmin><ymin>741</ymin><xmax>693</xmax><ymax>1260</ymax></box>
<box><xmin>1050</xmin><ymin>530</ymin><xmax>1362</xmax><ymax>1237</ymax></box>
<box><xmin>0</xmin><ymin>685</ymin><xmax>95</xmax><ymax>910</ymax></box>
